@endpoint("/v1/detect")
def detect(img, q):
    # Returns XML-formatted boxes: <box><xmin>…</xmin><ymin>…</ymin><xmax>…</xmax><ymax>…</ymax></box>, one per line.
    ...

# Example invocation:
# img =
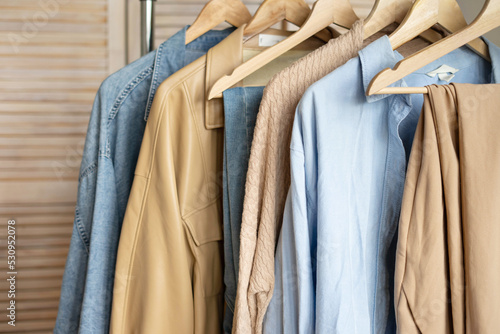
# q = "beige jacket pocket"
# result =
<box><xmin>184</xmin><ymin>200</ymin><xmax>224</xmax><ymax>298</ymax></box>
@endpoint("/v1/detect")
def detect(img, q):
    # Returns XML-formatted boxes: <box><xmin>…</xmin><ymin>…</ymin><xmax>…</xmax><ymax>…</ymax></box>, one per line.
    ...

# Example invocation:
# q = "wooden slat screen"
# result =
<box><xmin>0</xmin><ymin>0</ymin><xmax>110</xmax><ymax>332</ymax></box>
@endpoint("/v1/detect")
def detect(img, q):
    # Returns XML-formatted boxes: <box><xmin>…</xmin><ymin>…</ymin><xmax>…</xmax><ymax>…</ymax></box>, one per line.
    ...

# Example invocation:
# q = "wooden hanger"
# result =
<box><xmin>186</xmin><ymin>0</ymin><xmax>252</xmax><ymax>44</ymax></box>
<box><xmin>364</xmin><ymin>0</ymin><xmax>412</xmax><ymax>38</ymax></box>
<box><xmin>363</xmin><ymin>0</ymin><xmax>441</xmax><ymax>42</ymax></box>
<box><xmin>367</xmin><ymin>0</ymin><xmax>500</xmax><ymax>95</ymax></box>
<box><xmin>208</xmin><ymin>0</ymin><xmax>359</xmax><ymax>99</ymax></box>
<box><xmin>388</xmin><ymin>0</ymin><xmax>489</xmax><ymax>59</ymax></box>
<box><xmin>243</xmin><ymin>0</ymin><xmax>332</xmax><ymax>43</ymax></box>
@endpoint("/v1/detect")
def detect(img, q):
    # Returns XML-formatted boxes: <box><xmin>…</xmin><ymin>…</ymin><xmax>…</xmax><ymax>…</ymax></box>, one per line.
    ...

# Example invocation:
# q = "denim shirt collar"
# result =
<box><xmin>359</xmin><ymin>35</ymin><xmax>500</xmax><ymax>104</ymax></box>
<box><xmin>145</xmin><ymin>25</ymin><xmax>234</xmax><ymax>121</ymax></box>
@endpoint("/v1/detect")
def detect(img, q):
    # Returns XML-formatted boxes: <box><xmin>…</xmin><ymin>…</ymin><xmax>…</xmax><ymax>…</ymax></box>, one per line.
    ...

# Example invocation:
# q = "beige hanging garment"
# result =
<box><xmin>395</xmin><ymin>83</ymin><xmax>500</xmax><ymax>334</ymax></box>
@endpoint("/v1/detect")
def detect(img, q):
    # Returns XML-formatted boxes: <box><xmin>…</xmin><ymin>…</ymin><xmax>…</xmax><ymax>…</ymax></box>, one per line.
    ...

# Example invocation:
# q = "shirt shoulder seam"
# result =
<box><xmin>139</xmin><ymin>63</ymin><xmax>205</xmax><ymax>179</ymax></box>
<box><xmin>107</xmin><ymin>66</ymin><xmax>154</xmax><ymax>122</ymax></box>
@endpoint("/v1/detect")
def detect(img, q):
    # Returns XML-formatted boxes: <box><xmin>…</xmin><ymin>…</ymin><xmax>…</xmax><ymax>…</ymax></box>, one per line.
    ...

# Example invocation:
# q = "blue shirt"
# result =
<box><xmin>263</xmin><ymin>36</ymin><xmax>500</xmax><ymax>334</ymax></box>
<box><xmin>55</xmin><ymin>27</ymin><xmax>233</xmax><ymax>334</ymax></box>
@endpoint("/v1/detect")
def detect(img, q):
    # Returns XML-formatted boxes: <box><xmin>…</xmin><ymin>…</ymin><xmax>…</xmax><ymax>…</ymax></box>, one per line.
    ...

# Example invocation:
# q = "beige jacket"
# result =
<box><xmin>110</xmin><ymin>28</ymin><xmax>248</xmax><ymax>334</ymax></box>
<box><xmin>396</xmin><ymin>84</ymin><xmax>500</xmax><ymax>333</ymax></box>
<box><xmin>233</xmin><ymin>21</ymin><xmax>365</xmax><ymax>334</ymax></box>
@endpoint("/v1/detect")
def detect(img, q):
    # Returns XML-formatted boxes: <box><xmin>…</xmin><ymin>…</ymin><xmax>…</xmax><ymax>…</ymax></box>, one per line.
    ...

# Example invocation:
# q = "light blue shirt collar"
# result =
<box><xmin>359</xmin><ymin>36</ymin><xmax>404</xmax><ymax>103</ymax></box>
<box><xmin>359</xmin><ymin>35</ymin><xmax>500</xmax><ymax>104</ymax></box>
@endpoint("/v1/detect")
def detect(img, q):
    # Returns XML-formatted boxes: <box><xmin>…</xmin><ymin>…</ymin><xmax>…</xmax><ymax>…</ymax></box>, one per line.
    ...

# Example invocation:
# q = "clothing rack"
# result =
<box><xmin>140</xmin><ymin>0</ymin><xmax>156</xmax><ymax>56</ymax></box>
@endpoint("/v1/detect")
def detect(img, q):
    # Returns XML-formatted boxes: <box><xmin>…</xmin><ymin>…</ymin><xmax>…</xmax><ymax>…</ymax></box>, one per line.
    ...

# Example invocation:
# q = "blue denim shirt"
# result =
<box><xmin>263</xmin><ymin>37</ymin><xmax>500</xmax><ymax>334</ymax></box>
<box><xmin>55</xmin><ymin>27</ymin><xmax>233</xmax><ymax>334</ymax></box>
<box><xmin>222</xmin><ymin>87</ymin><xmax>264</xmax><ymax>333</ymax></box>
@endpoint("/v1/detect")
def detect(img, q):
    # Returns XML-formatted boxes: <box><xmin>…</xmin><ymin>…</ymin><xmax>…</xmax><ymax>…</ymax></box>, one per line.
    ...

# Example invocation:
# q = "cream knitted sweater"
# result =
<box><xmin>232</xmin><ymin>21</ymin><xmax>365</xmax><ymax>334</ymax></box>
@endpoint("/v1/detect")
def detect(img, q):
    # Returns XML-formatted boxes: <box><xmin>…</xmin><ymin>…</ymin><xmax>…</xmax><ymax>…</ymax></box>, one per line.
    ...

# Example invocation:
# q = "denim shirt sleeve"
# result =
<box><xmin>56</xmin><ymin>69</ymin><xmax>150</xmax><ymax>333</ymax></box>
<box><xmin>263</xmin><ymin>96</ymin><xmax>318</xmax><ymax>334</ymax></box>
<box><xmin>55</xmin><ymin>89</ymin><xmax>102</xmax><ymax>333</ymax></box>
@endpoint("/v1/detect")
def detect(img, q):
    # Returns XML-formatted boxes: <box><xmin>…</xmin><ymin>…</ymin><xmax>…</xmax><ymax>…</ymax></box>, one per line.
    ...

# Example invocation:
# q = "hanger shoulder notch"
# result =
<box><xmin>186</xmin><ymin>0</ymin><xmax>251</xmax><ymax>44</ymax></box>
<box><xmin>243</xmin><ymin>0</ymin><xmax>287</xmax><ymax>40</ymax></box>
<box><xmin>225</xmin><ymin>0</ymin><xmax>254</xmax><ymax>27</ymax></box>
<box><xmin>363</xmin><ymin>0</ymin><xmax>415</xmax><ymax>39</ymax></box>
<box><xmin>243</xmin><ymin>0</ymin><xmax>319</xmax><ymax>41</ymax></box>
<box><xmin>388</xmin><ymin>0</ymin><xmax>439</xmax><ymax>50</ymax></box>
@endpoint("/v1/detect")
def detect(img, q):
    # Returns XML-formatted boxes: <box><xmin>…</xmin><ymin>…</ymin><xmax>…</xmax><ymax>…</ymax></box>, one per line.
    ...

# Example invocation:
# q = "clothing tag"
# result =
<box><xmin>258</xmin><ymin>34</ymin><xmax>287</xmax><ymax>47</ymax></box>
<box><xmin>426</xmin><ymin>64</ymin><xmax>460</xmax><ymax>83</ymax></box>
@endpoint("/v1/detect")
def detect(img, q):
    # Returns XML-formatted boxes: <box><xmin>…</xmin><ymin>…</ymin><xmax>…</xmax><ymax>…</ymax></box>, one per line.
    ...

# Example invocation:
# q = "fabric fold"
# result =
<box><xmin>396</xmin><ymin>83</ymin><xmax>500</xmax><ymax>334</ymax></box>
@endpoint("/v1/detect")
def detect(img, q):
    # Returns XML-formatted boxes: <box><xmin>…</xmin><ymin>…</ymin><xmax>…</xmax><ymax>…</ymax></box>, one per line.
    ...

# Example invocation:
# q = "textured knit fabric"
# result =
<box><xmin>232</xmin><ymin>21</ymin><xmax>365</xmax><ymax>334</ymax></box>
<box><xmin>396</xmin><ymin>84</ymin><xmax>500</xmax><ymax>334</ymax></box>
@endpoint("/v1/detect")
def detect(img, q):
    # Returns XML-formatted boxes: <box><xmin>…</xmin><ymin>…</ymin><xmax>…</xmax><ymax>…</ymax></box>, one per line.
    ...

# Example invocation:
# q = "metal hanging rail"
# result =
<box><xmin>140</xmin><ymin>0</ymin><xmax>156</xmax><ymax>56</ymax></box>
